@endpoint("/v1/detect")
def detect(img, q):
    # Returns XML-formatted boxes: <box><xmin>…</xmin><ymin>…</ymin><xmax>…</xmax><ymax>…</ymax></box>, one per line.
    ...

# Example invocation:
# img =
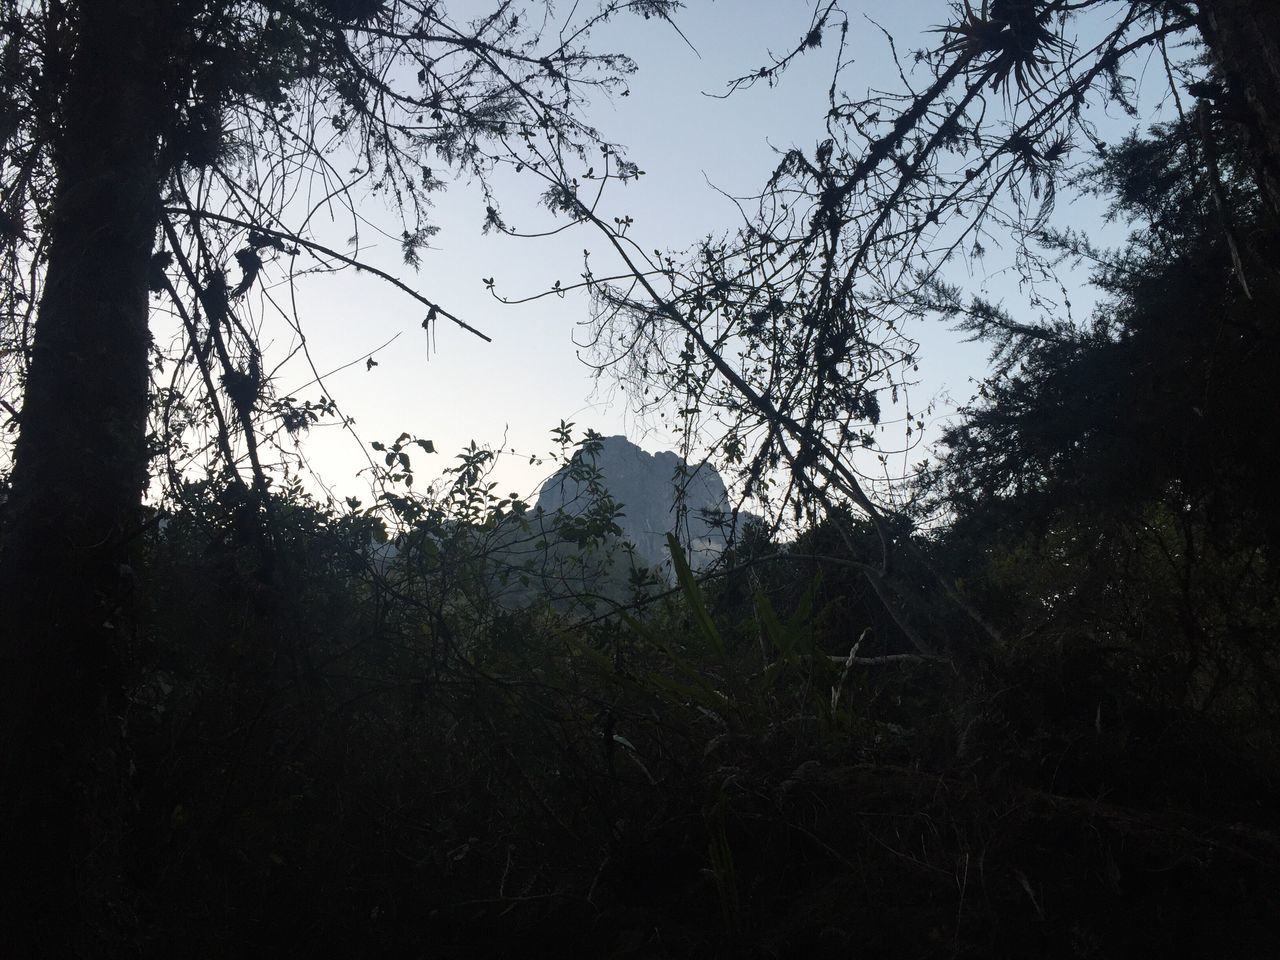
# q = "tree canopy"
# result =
<box><xmin>563</xmin><ymin>0</ymin><xmax>1280</xmax><ymax>659</ymax></box>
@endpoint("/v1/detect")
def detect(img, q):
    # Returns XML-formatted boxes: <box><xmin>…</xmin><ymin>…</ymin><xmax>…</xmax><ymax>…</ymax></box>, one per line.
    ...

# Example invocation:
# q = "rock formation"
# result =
<box><xmin>535</xmin><ymin>435</ymin><xmax>736</xmax><ymax>574</ymax></box>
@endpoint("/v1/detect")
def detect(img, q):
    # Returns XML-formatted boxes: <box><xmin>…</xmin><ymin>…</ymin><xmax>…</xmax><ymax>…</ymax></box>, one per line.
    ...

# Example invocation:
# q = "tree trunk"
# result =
<box><xmin>0</xmin><ymin>3</ymin><xmax>169</xmax><ymax>952</ymax></box>
<box><xmin>1198</xmin><ymin>0</ymin><xmax>1280</xmax><ymax>218</ymax></box>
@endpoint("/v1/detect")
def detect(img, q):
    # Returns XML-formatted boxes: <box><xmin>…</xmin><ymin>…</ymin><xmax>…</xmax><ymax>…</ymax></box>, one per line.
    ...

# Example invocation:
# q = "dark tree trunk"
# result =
<box><xmin>1198</xmin><ymin>0</ymin><xmax>1280</xmax><ymax>217</ymax></box>
<box><xmin>0</xmin><ymin>3</ymin><xmax>169</xmax><ymax>952</ymax></box>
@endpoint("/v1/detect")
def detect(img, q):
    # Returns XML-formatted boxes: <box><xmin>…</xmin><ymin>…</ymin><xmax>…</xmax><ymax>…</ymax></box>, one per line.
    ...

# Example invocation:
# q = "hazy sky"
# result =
<box><xmin>269</xmin><ymin>1</ymin><xmax>1166</xmax><ymax>503</ymax></box>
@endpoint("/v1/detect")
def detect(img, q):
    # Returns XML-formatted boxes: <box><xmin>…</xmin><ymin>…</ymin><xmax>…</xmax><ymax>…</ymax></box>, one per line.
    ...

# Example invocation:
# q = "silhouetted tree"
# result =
<box><xmin>573</xmin><ymin>0</ymin><xmax>1280</xmax><ymax>661</ymax></box>
<box><xmin>0</xmin><ymin>0</ymin><xmax>672</xmax><ymax>950</ymax></box>
<box><xmin>913</xmin><ymin>110</ymin><xmax>1280</xmax><ymax>749</ymax></box>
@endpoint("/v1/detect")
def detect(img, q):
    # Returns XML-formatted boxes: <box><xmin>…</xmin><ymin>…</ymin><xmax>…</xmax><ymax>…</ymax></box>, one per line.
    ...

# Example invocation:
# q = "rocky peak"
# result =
<box><xmin>535</xmin><ymin>435</ymin><xmax>736</xmax><ymax>572</ymax></box>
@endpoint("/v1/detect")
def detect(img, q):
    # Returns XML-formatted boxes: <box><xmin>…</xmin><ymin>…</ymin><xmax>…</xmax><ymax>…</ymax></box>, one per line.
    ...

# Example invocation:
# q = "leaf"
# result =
<box><xmin>666</xmin><ymin>533</ymin><xmax>726</xmax><ymax>658</ymax></box>
<box><xmin>753</xmin><ymin>590</ymin><xmax>793</xmax><ymax>660</ymax></box>
<box><xmin>646</xmin><ymin>671</ymin><xmax>728</xmax><ymax>716</ymax></box>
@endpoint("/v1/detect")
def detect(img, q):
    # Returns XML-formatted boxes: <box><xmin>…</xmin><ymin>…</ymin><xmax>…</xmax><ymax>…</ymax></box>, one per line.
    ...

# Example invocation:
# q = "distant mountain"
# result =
<box><xmin>369</xmin><ymin>436</ymin><xmax>746</xmax><ymax>615</ymax></box>
<box><xmin>535</xmin><ymin>435</ymin><xmax>737</xmax><ymax>574</ymax></box>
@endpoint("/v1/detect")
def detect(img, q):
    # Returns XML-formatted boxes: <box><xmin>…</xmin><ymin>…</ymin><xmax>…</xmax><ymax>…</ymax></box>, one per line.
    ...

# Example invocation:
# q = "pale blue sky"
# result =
<box><xmin>271</xmin><ymin>1</ymin><xmax>1174</xmax><ymax>503</ymax></box>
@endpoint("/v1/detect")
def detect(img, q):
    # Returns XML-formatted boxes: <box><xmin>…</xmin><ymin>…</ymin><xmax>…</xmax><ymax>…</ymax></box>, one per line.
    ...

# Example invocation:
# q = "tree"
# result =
<box><xmin>0</xmin><ymin>0</ymin><xmax>672</xmax><ymax>949</ymax></box>
<box><xmin>567</xmin><ymin>0</ymin><xmax>1280</xmax><ymax>663</ymax></box>
<box><xmin>917</xmin><ymin>110</ymin><xmax>1280</xmax><ymax>705</ymax></box>
<box><xmin>1198</xmin><ymin>0</ymin><xmax>1280</xmax><ymax>211</ymax></box>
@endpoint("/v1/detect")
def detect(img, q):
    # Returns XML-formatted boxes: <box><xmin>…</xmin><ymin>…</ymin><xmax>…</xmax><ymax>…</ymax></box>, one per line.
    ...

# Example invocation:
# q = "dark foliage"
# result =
<box><xmin>4</xmin><ymin>2</ymin><xmax>1280</xmax><ymax>956</ymax></box>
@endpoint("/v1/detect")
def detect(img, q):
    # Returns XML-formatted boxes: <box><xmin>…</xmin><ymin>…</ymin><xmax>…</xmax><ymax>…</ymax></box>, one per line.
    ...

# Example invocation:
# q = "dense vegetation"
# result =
<box><xmin>4</xmin><ymin>0</ymin><xmax>1280</xmax><ymax>955</ymax></box>
<box><xmin>97</xmin><ymin>119</ymin><xmax>1280</xmax><ymax>955</ymax></box>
